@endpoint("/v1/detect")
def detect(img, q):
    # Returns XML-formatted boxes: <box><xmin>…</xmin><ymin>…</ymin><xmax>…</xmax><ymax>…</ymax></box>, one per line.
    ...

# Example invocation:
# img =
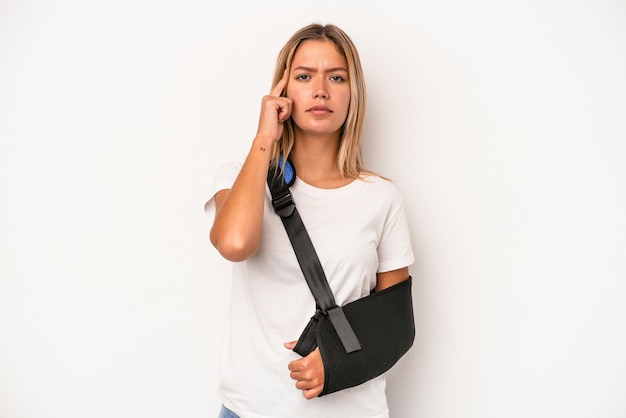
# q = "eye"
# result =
<box><xmin>330</xmin><ymin>75</ymin><xmax>346</xmax><ymax>82</ymax></box>
<box><xmin>295</xmin><ymin>74</ymin><xmax>311</xmax><ymax>81</ymax></box>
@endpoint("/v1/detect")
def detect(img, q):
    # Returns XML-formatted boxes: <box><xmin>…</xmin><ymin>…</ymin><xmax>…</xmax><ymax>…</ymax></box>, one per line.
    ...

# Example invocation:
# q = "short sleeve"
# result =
<box><xmin>203</xmin><ymin>159</ymin><xmax>243</xmax><ymax>221</ymax></box>
<box><xmin>376</xmin><ymin>184</ymin><xmax>415</xmax><ymax>273</ymax></box>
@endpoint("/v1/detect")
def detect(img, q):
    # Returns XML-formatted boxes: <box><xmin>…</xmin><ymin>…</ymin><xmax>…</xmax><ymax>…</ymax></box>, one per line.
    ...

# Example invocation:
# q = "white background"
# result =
<box><xmin>1</xmin><ymin>1</ymin><xmax>625</xmax><ymax>417</ymax></box>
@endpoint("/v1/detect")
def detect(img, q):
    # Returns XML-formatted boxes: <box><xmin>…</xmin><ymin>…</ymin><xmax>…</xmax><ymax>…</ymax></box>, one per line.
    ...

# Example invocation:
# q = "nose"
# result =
<box><xmin>313</xmin><ymin>79</ymin><xmax>329</xmax><ymax>99</ymax></box>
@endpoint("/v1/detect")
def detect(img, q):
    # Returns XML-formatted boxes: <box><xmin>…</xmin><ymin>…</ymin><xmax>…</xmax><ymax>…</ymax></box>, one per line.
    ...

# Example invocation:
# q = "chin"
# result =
<box><xmin>298</xmin><ymin>123</ymin><xmax>342</xmax><ymax>136</ymax></box>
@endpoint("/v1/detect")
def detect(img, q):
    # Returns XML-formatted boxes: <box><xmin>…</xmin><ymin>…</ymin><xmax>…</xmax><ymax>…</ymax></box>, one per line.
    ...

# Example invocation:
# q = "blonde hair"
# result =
<box><xmin>270</xmin><ymin>23</ymin><xmax>373</xmax><ymax>179</ymax></box>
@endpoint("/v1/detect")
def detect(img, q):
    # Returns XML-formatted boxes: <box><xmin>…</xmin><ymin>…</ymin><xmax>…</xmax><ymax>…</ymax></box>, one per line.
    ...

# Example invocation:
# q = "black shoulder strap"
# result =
<box><xmin>267</xmin><ymin>159</ymin><xmax>361</xmax><ymax>353</ymax></box>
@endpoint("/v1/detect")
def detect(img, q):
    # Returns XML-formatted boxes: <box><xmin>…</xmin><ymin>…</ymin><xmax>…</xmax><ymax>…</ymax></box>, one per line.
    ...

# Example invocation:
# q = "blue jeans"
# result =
<box><xmin>218</xmin><ymin>405</ymin><xmax>240</xmax><ymax>418</ymax></box>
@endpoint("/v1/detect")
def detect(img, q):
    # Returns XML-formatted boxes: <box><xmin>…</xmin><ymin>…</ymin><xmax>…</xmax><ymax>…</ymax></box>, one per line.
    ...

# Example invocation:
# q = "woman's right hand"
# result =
<box><xmin>256</xmin><ymin>71</ymin><xmax>292</xmax><ymax>143</ymax></box>
<box><xmin>210</xmin><ymin>72</ymin><xmax>292</xmax><ymax>262</ymax></box>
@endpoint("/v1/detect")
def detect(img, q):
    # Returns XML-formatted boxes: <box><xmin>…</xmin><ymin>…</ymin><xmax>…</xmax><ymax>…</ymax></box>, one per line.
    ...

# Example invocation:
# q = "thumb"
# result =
<box><xmin>284</xmin><ymin>340</ymin><xmax>297</xmax><ymax>350</ymax></box>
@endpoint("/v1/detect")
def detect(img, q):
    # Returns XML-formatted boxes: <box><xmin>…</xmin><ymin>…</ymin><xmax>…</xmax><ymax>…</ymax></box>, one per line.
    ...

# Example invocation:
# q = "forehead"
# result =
<box><xmin>291</xmin><ymin>39</ymin><xmax>347</xmax><ymax>69</ymax></box>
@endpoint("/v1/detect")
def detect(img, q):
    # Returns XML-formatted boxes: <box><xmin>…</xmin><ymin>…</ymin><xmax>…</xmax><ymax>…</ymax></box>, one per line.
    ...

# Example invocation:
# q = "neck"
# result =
<box><xmin>291</xmin><ymin>132</ymin><xmax>352</xmax><ymax>188</ymax></box>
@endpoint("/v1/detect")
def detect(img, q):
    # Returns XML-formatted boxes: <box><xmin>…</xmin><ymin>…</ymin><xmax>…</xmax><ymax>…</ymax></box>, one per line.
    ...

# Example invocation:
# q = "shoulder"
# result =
<box><xmin>217</xmin><ymin>156</ymin><xmax>244</xmax><ymax>174</ymax></box>
<box><xmin>358</xmin><ymin>174</ymin><xmax>404</xmax><ymax>199</ymax></box>
<box><xmin>212</xmin><ymin>153</ymin><xmax>248</xmax><ymax>182</ymax></box>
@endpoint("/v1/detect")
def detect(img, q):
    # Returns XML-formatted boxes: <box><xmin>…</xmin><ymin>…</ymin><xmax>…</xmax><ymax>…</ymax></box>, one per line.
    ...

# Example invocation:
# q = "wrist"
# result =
<box><xmin>252</xmin><ymin>135</ymin><xmax>276</xmax><ymax>152</ymax></box>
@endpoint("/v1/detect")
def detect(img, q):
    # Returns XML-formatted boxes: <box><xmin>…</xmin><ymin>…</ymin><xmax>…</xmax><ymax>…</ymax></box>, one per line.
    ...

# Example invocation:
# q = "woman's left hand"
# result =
<box><xmin>284</xmin><ymin>341</ymin><xmax>325</xmax><ymax>399</ymax></box>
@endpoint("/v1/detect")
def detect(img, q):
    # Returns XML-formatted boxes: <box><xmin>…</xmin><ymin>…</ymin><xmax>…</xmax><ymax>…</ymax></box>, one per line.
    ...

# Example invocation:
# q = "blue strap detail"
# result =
<box><xmin>279</xmin><ymin>154</ymin><xmax>295</xmax><ymax>187</ymax></box>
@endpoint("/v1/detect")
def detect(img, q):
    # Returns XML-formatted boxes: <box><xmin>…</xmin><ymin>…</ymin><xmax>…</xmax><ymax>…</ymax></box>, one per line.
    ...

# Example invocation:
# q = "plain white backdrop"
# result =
<box><xmin>1</xmin><ymin>1</ymin><xmax>625</xmax><ymax>417</ymax></box>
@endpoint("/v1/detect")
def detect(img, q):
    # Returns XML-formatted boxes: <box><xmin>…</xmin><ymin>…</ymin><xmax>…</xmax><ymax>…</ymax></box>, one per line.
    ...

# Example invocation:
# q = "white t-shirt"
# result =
<box><xmin>205</xmin><ymin>158</ymin><xmax>415</xmax><ymax>418</ymax></box>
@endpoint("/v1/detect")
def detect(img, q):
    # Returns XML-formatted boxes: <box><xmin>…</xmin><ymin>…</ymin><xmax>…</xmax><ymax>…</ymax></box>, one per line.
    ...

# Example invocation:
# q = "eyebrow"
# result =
<box><xmin>292</xmin><ymin>66</ymin><xmax>348</xmax><ymax>73</ymax></box>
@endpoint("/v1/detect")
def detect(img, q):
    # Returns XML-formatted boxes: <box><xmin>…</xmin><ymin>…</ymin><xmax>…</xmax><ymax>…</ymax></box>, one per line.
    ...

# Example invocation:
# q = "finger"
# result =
<box><xmin>295</xmin><ymin>380</ymin><xmax>311</xmax><ymax>390</ymax></box>
<box><xmin>276</xmin><ymin>99</ymin><xmax>292</xmax><ymax>124</ymax></box>
<box><xmin>284</xmin><ymin>340</ymin><xmax>297</xmax><ymax>350</ymax></box>
<box><xmin>302</xmin><ymin>388</ymin><xmax>320</xmax><ymax>400</ymax></box>
<box><xmin>270</xmin><ymin>70</ymin><xmax>288</xmax><ymax>97</ymax></box>
<box><xmin>287</xmin><ymin>358</ymin><xmax>300</xmax><ymax>372</ymax></box>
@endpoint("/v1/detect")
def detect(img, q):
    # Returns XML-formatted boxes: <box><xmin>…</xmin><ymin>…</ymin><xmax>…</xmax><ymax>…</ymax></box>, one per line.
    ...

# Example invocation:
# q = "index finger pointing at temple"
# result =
<box><xmin>270</xmin><ymin>71</ymin><xmax>288</xmax><ymax>97</ymax></box>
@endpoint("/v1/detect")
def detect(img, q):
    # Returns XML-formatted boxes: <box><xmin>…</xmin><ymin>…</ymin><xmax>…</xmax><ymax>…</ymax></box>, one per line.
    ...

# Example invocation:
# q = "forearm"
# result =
<box><xmin>210</xmin><ymin>136</ymin><xmax>274</xmax><ymax>261</ymax></box>
<box><xmin>375</xmin><ymin>267</ymin><xmax>410</xmax><ymax>292</ymax></box>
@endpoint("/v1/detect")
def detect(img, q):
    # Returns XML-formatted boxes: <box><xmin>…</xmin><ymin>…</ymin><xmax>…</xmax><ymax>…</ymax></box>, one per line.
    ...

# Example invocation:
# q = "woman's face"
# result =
<box><xmin>286</xmin><ymin>39</ymin><xmax>351</xmax><ymax>138</ymax></box>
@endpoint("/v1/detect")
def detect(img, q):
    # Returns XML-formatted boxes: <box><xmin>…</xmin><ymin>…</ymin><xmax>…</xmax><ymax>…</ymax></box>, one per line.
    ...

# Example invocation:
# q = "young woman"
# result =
<box><xmin>206</xmin><ymin>23</ymin><xmax>415</xmax><ymax>418</ymax></box>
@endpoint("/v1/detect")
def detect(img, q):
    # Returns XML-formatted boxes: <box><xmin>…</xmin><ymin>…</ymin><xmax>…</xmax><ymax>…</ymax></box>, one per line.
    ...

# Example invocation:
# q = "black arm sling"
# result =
<box><xmin>267</xmin><ymin>157</ymin><xmax>415</xmax><ymax>396</ymax></box>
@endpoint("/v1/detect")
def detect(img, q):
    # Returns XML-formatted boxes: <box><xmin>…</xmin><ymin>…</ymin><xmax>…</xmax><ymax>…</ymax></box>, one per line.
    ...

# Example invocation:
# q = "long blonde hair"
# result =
<box><xmin>270</xmin><ymin>23</ymin><xmax>372</xmax><ymax>179</ymax></box>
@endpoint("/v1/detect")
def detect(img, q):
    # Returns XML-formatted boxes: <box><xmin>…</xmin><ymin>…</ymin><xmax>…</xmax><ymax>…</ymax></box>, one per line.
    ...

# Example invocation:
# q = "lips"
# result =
<box><xmin>307</xmin><ymin>105</ymin><xmax>332</xmax><ymax>115</ymax></box>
